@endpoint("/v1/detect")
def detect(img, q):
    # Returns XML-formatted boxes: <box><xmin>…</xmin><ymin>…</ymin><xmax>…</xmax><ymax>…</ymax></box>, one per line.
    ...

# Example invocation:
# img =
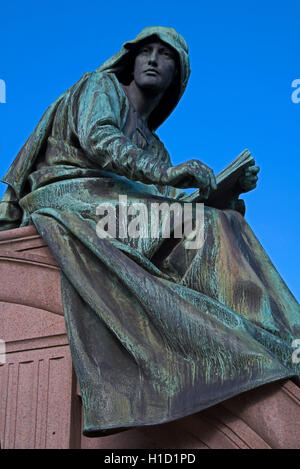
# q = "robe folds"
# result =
<box><xmin>0</xmin><ymin>27</ymin><xmax>299</xmax><ymax>437</ymax></box>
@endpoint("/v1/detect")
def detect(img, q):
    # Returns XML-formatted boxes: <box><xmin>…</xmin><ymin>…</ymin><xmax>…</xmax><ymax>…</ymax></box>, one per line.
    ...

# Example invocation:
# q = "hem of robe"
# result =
<box><xmin>82</xmin><ymin>375</ymin><xmax>296</xmax><ymax>437</ymax></box>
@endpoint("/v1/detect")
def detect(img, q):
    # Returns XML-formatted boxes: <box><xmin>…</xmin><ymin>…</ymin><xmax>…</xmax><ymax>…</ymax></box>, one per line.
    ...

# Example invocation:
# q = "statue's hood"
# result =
<box><xmin>96</xmin><ymin>26</ymin><xmax>191</xmax><ymax>130</ymax></box>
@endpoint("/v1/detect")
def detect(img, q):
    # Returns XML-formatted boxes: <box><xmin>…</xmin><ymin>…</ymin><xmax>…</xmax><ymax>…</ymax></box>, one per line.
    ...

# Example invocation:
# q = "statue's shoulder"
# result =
<box><xmin>78</xmin><ymin>70</ymin><xmax>124</xmax><ymax>94</ymax></box>
<box><xmin>65</xmin><ymin>71</ymin><xmax>126</xmax><ymax>113</ymax></box>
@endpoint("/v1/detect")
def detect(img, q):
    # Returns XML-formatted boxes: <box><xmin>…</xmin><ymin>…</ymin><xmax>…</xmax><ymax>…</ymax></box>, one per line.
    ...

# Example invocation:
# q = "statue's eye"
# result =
<box><xmin>139</xmin><ymin>47</ymin><xmax>150</xmax><ymax>54</ymax></box>
<box><xmin>160</xmin><ymin>49</ymin><xmax>174</xmax><ymax>59</ymax></box>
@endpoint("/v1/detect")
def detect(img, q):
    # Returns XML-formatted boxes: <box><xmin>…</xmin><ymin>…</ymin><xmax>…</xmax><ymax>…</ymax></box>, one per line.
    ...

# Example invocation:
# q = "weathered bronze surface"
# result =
<box><xmin>0</xmin><ymin>26</ymin><xmax>299</xmax><ymax>437</ymax></box>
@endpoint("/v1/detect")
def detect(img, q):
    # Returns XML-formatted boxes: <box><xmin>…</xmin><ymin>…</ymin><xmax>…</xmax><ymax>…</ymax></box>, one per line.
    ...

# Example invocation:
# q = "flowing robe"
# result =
<box><xmin>1</xmin><ymin>70</ymin><xmax>299</xmax><ymax>437</ymax></box>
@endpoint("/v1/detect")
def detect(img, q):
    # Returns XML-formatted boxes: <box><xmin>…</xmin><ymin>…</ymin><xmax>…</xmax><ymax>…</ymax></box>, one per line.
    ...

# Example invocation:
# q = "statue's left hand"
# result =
<box><xmin>238</xmin><ymin>164</ymin><xmax>260</xmax><ymax>193</ymax></box>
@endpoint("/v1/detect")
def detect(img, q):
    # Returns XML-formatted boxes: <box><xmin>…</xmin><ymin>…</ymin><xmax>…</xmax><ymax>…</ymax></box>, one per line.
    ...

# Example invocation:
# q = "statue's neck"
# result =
<box><xmin>123</xmin><ymin>81</ymin><xmax>162</xmax><ymax>124</ymax></box>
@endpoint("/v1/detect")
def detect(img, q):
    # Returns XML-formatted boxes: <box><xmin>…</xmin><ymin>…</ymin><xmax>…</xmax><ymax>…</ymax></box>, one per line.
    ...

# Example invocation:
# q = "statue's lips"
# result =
<box><xmin>144</xmin><ymin>69</ymin><xmax>160</xmax><ymax>76</ymax></box>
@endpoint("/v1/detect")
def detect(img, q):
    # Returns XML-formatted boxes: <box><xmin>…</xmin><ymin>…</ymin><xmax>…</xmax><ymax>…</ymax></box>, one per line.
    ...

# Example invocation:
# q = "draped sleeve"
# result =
<box><xmin>73</xmin><ymin>72</ymin><xmax>172</xmax><ymax>185</ymax></box>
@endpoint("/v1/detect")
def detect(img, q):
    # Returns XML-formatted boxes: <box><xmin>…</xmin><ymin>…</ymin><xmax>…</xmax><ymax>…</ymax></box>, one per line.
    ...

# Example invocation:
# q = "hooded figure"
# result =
<box><xmin>0</xmin><ymin>27</ymin><xmax>299</xmax><ymax>437</ymax></box>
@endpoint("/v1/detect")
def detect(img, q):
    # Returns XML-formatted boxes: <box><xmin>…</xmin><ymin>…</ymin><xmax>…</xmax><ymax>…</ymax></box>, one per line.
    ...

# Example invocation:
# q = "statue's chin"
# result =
<box><xmin>136</xmin><ymin>80</ymin><xmax>166</xmax><ymax>98</ymax></box>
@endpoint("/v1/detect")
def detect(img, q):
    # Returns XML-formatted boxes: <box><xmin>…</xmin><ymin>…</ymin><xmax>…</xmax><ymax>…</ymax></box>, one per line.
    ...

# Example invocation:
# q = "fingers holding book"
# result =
<box><xmin>238</xmin><ymin>164</ymin><xmax>260</xmax><ymax>193</ymax></box>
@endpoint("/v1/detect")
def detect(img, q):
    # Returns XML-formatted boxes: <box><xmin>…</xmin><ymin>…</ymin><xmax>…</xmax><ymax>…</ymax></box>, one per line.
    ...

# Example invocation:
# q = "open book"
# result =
<box><xmin>180</xmin><ymin>149</ymin><xmax>255</xmax><ymax>203</ymax></box>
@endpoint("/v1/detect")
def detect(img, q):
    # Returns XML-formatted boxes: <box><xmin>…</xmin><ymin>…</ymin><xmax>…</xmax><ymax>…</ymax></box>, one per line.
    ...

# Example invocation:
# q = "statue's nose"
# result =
<box><xmin>148</xmin><ymin>50</ymin><xmax>158</xmax><ymax>65</ymax></box>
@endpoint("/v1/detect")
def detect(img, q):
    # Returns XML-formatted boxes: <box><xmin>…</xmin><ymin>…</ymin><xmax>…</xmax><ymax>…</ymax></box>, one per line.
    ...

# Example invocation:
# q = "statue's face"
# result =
<box><xmin>133</xmin><ymin>39</ymin><xmax>177</xmax><ymax>94</ymax></box>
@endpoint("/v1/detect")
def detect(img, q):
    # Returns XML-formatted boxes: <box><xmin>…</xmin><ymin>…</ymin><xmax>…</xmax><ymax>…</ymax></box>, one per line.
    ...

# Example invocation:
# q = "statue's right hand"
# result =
<box><xmin>163</xmin><ymin>160</ymin><xmax>217</xmax><ymax>199</ymax></box>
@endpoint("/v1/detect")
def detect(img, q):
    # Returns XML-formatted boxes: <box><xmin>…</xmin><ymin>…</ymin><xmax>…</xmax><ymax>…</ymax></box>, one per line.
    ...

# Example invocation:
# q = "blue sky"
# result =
<box><xmin>0</xmin><ymin>0</ymin><xmax>299</xmax><ymax>300</ymax></box>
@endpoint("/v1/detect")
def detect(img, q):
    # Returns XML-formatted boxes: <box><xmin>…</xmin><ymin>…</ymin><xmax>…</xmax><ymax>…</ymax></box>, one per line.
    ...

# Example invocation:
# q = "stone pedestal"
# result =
<box><xmin>0</xmin><ymin>226</ymin><xmax>299</xmax><ymax>449</ymax></box>
<box><xmin>0</xmin><ymin>226</ymin><xmax>81</xmax><ymax>449</ymax></box>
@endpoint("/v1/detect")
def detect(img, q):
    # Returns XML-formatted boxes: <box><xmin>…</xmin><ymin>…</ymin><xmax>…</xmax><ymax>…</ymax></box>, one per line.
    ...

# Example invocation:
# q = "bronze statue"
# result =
<box><xmin>0</xmin><ymin>26</ymin><xmax>299</xmax><ymax>437</ymax></box>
